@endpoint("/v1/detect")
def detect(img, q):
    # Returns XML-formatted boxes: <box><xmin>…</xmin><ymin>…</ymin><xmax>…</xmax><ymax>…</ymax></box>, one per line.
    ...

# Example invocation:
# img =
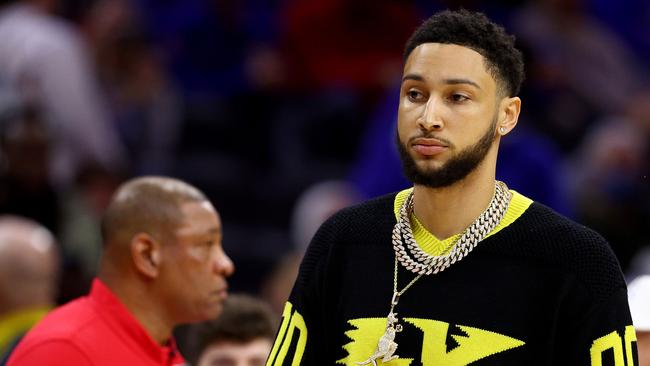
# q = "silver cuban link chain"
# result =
<box><xmin>358</xmin><ymin>181</ymin><xmax>513</xmax><ymax>365</ymax></box>
<box><xmin>392</xmin><ymin>180</ymin><xmax>512</xmax><ymax>276</ymax></box>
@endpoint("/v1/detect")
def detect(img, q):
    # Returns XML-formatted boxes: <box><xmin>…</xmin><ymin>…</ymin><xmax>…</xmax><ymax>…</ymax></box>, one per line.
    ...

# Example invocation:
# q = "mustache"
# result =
<box><xmin>407</xmin><ymin>134</ymin><xmax>453</xmax><ymax>148</ymax></box>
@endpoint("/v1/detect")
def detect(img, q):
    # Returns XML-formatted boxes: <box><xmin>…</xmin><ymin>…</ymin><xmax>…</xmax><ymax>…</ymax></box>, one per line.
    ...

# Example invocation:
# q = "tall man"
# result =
<box><xmin>8</xmin><ymin>176</ymin><xmax>234</xmax><ymax>365</ymax></box>
<box><xmin>267</xmin><ymin>10</ymin><xmax>637</xmax><ymax>366</ymax></box>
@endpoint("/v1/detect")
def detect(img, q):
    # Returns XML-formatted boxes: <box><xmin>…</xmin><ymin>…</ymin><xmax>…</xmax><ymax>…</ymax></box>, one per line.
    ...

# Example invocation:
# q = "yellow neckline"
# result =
<box><xmin>393</xmin><ymin>188</ymin><xmax>532</xmax><ymax>256</ymax></box>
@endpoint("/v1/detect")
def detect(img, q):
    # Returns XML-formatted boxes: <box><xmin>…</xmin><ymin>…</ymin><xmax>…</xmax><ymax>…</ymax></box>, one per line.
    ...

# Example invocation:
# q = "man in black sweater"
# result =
<box><xmin>267</xmin><ymin>10</ymin><xmax>637</xmax><ymax>366</ymax></box>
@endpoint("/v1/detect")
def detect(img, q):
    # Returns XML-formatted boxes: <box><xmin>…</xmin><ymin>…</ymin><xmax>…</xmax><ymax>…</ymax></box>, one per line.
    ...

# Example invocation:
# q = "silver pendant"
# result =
<box><xmin>356</xmin><ymin>293</ymin><xmax>403</xmax><ymax>365</ymax></box>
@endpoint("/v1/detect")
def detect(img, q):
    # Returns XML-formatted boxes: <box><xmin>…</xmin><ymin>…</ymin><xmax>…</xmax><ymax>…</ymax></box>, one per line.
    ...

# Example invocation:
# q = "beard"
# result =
<box><xmin>396</xmin><ymin>116</ymin><xmax>498</xmax><ymax>188</ymax></box>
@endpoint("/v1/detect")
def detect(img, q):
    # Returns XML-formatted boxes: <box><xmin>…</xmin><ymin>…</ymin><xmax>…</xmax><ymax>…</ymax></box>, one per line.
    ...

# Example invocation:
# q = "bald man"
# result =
<box><xmin>7</xmin><ymin>176</ymin><xmax>235</xmax><ymax>366</ymax></box>
<box><xmin>0</xmin><ymin>216</ymin><xmax>58</xmax><ymax>365</ymax></box>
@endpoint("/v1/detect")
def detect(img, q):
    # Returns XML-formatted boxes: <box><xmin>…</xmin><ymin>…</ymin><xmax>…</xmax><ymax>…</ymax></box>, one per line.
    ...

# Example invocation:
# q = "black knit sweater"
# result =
<box><xmin>267</xmin><ymin>193</ymin><xmax>637</xmax><ymax>366</ymax></box>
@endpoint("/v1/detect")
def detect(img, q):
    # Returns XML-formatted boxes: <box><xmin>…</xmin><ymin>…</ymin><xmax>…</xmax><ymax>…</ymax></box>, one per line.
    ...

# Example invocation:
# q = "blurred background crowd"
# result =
<box><xmin>0</xmin><ymin>0</ymin><xmax>648</xmax><ymax>361</ymax></box>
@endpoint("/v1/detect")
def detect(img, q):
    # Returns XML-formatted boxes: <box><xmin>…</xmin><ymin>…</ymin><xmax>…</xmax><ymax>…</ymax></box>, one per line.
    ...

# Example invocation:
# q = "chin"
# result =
<box><xmin>415</xmin><ymin>161</ymin><xmax>444</xmax><ymax>175</ymax></box>
<box><xmin>188</xmin><ymin>305</ymin><xmax>223</xmax><ymax>323</ymax></box>
<box><xmin>206</xmin><ymin>304</ymin><xmax>225</xmax><ymax>319</ymax></box>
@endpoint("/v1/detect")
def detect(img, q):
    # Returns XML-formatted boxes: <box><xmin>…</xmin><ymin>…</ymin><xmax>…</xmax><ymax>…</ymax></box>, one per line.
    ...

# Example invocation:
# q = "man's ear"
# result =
<box><xmin>497</xmin><ymin>96</ymin><xmax>521</xmax><ymax>136</ymax></box>
<box><xmin>130</xmin><ymin>233</ymin><xmax>161</xmax><ymax>279</ymax></box>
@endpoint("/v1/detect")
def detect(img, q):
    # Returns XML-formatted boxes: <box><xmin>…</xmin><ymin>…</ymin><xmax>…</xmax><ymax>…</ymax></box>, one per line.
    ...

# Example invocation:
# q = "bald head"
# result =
<box><xmin>101</xmin><ymin>176</ymin><xmax>208</xmax><ymax>252</ymax></box>
<box><xmin>96</xmin><ymin>177</ymin><xmax>233</xmax><ymax>343</ymax></box>
<box><xmin>0</xmin><ymin>216</ymin><xmax>58</xmax><ymax>313</ymax></box>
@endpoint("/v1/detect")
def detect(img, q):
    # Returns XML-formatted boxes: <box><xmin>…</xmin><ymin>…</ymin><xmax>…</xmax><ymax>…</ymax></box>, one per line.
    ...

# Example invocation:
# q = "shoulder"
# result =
<box><xmin>517</xmin><ymin>202</ymin><xmax>614</xmax><ymax>257</ymax></box>
<box><xmin>10</xmin><ymin>298</ymin><xmax>102</xmax><ymax>361</ymax></box>
<box><xmin>306</xmin><ymin>191</ymin><xmax>397</xmax><ymax>251</ymax></box>
<box><xmin>8</xmin><ymin>334</ymin><xmax>93</xmax><ymax>366</ymax></box>
<box><xmin>25</xmin><ymin>297</ymin><xmax>96</xmax><ymax>335</ymax></box>
<box><xmin>295</xmin><ymin>193</ymin><xmax>397</xmax><ymax>287</ymax></box>
<box><xmin>310</xmin><ymin>192</ymin><xmax>397</xmax><ymax>251</ymax></box>
<box><xmin>497</xmin><ymin>202</ymin><xmax>626</xmax><ymax>302</ymax></box>
<box><xmin>318</xmin><ymin>192</ymin><xmax>397</xmax><ymax>237</ymax></box>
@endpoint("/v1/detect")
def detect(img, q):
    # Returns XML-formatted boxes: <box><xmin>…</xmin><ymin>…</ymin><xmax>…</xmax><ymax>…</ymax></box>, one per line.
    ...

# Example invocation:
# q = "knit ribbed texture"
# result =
<box><xmin>309</xmin><ymin>192</ymin><xmax>625</xmax><ymax>303</ymax></box>
<box><xmin>277</xmin><ymin>191</ymin><xmax>635</xmax><ymax>365</ymax></box>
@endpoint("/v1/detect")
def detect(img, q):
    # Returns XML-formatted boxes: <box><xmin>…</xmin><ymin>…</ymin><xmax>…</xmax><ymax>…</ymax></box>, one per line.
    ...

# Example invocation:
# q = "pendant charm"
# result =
<box><xmin>356</xmin><ymin>300</ymin><xmax>403</xmax><ymax>365</ymax></box>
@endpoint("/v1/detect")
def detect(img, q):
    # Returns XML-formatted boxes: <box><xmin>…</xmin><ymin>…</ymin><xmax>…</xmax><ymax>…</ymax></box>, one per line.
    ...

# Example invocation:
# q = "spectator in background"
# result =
<box><xmin>133</xmin><ymin>0</ymin><xmax>269</xmax><ymax>98</ymax></box>
<box><xmin>628</xmin><ymin>248</ymin><xmax>650</xmax><ymax>282</ymax></box>
<box><xmin>186</xmin><ymin>294</ymin><xmax>277</xmax><ymax>366</ymax></box>
<box><xmin>82</xmin><ymin>0</ymin><xmax>182</xmax><ymax>176</ymax></box>
<box><xmin>0</xmin><ymin>0</ymin><xmax>126</xmax><ymax>188</ymax></box>
<box><xmin>59</xmin><ymin>165</ymin><xmax>122</xmax><ymax>276</ymax></box>
<box><xmin>279</xmin><ymin>0</ymin><xmax>419</xmax><ymax>93</ymax></box>
<box><xmin>513</xmin><ymin>0</ymin><xmax>641</xmax><ymax>111</ymax></box>
<box><xmin>0</xmin><ymin>102</ymin><xmax>60</xmax><ymax>233</ymax></box>
<box><xmin>289</xmin><ymin>180</ymin><xmax>361</xmax><ymax>254</ymax></box>
<box><xmin>261</xmin><ymin>180</ymin><xmax>361</xmax><ymax>315</ymax></box>
<box><xmin>569</xmin><ymin>89</ymin><xmax>650</xmax><ymax>269</ymax></box>
<box><xmin>511</xmin><ymin>0</ymin><xmax>643</xmax><ymax>151</ymax></box>
<box><xmin>7</xmin><ymin>176</ymin><xmax>234</xmax><ymax>365</ymax></box>
<box><xmin>628</xmin><ymin>276</ymin><xmax>650</xmax><ymax>366</ymax></box>
<box><xmin>57</xmin><ymin>164</ymin><xmax>124</xmax><ymax>303</ymax></box>
<box><xmin>0</xmin><ymin>216</ymin><xmax>58</xmax><ymax>365</ymax></box>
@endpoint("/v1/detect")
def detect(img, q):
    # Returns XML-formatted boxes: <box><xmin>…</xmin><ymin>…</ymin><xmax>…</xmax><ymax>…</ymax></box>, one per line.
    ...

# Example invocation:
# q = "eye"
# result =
<box><xmin>449</xmin><ymin>93</ymin><xmax>470</xmax><ymax>103</ymax></box>
<box><xmin>406</xmin><ymin>89</ymin><xmax>425</xmax><ymax>102</ymax></box>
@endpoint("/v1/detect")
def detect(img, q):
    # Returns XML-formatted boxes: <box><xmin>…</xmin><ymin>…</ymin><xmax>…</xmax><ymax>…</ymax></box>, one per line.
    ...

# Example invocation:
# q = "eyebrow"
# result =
<box><xmin>444</xmin><ymin>78</ymin><xmax>481</xmax><ymax>89</ymax></box>
<box><xmin>402</xmin><ymin>74</ymin><xmax>481</xmax><ymax>90</ymax></box>
<box><xmin>402</xmin><ymin>74</ymin><xmax>425</xmax><ymax>83</ymax></box>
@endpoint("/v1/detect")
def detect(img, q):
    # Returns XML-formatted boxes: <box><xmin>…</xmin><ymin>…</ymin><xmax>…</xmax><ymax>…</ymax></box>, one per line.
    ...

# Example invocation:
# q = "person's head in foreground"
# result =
<box><xmin>264</xmin><ymin>9</ymin><xmax>637</xmax><ymax>366</ymax></box>
<box><xmin>189</xmin><ymin>294</ymin><xmax>277</xmax><ymax>366</ymax></box>
<box><xmin>396</xmin><ymin>8</ymin><xmax>524</xmax><ymax>191</ymax></box>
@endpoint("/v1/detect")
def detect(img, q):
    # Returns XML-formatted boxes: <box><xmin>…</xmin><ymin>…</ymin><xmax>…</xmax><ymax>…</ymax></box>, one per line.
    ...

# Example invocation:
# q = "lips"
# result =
<box><xmin>217</xmin><ymin>289</ymin><xmax>228</xmax><ymax>300</ymax></box>
<box><xmin>212</xmin><ymin>284</ymin><xmax>229</xmax><ymax>298</ymax></box>
<box><xmin>209</xmin><ymin>290</ymin><xmax>227</xmax><ymax>305</ymax></box>
<box><xmin>411</xmin><ymin>137</ymin><xmax>448</xmax><ymax>156</ymax></box>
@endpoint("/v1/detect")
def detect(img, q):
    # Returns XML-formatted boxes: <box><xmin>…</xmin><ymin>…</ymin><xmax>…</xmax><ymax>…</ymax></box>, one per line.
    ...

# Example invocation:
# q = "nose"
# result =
<box><xmin>214</xmin><ymin>248</ymin><xmax>235</xmax><ymax>277</ymax></box>
<box><xmin>417</xmin><ymin>97</ymin><xmax>444</xmax><ymax>132</ymax></box>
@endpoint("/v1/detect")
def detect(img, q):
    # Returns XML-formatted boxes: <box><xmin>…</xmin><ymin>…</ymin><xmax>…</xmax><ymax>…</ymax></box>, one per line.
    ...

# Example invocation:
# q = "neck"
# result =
<box><xmin>98</xmin><ymin>268</ymin><xmax>174</xmax><ymax>345</ymax></box>
<box><xmin>412</xmin><ymin>162</ymin><xmax>497</xmax><ymax>240</ymax></box>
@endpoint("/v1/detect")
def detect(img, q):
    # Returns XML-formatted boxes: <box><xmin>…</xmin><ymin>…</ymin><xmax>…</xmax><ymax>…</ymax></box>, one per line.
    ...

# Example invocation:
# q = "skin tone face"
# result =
<box><xmin>397</xmin><ymin>43</ymin><xmax>502</xmax><ymax>180</ymax></box>
<box><xmin>395</xmin><ymin>42</ymin><xmax>520</xmax><ymax>239</ymax></box>
<box><xmin>197</xmin><ymin>339</ymin><xmax>273</xmax><ymax>366</ymax></box>
<box><xmin>158</xmin><ymin>201</ymin><xmax>235</xmax><ymax>324</ymax></box>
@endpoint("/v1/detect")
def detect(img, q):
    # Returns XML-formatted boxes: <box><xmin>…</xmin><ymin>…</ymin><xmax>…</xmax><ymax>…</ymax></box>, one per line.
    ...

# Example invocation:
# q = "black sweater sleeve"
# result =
<box><xmin>266</xmin><ymin>209</ymin><xmax>344</xmax><ymax>366</ymax></box>
<box><xmin>522</xmin><ymin>204</ymin><xmax>638</xmax><ymax>365</ymax></box>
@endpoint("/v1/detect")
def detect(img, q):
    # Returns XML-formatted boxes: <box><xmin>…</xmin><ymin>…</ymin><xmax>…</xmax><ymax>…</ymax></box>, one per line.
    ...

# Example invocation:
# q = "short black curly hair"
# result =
<box><xmin>404</xmin><ymin>9</ymin><xmax>524</xmax><ymax>97</ymax></box>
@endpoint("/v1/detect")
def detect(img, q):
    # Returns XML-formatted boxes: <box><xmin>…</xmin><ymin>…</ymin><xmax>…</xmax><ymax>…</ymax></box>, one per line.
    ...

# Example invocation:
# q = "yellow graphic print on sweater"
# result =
<box><xmin>337</xmin><ymin>317</ymin><xmax>525</xmax><ymax>365</ymax></box>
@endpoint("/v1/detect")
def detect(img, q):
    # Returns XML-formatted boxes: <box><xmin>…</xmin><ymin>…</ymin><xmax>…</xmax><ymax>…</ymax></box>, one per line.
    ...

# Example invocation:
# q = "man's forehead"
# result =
<box><xmin>176</xmin><ymin>201</ymin><xmax>221</xmax><ymax>233</ymax></box>
<box><xmin>403</xmin><ymin>43</ymin><xmax>494</xmax><ymax>86</ymax></box>
<box><xmin>180</xmin><ymin>200</ymin><xmax>217</xmax><ymax>215</ymax></box>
